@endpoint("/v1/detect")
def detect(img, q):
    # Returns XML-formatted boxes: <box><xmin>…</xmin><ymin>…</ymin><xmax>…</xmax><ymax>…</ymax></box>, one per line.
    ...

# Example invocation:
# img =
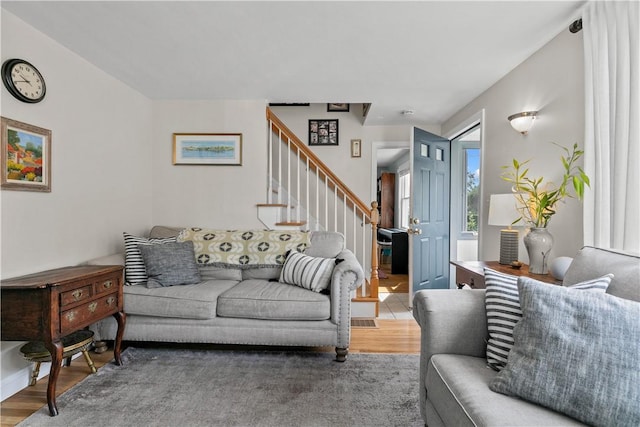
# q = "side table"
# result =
<box><xmin>450</xmin><ymin>260</ymin><xmax>559</xmax><ymax>289</ymax></box>
<box><xmin>1</xmin><ymin>265</ymin><xmax>126</xmax><ymax>416</ymax></box>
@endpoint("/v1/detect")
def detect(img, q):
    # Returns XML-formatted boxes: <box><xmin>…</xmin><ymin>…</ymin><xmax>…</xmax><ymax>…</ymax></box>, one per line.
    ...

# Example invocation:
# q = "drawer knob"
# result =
<box><xmin>88</xmin><ymin>302</ymin><xmax>98</xmax><ymax>312</ymax></box>
<box><xmin>106</xmin><ymin>296</ymin><xmax>116</xmax><ymax>306</ymax></box>
<box><xmin>102</xmin><ymin>280</ymin><xmax>113</xmax><ymax>289</ymax></box>
<box><xmin>71</xmin><ymin>290</ymin><xmax>83</xmax><ymax>301</ymax></box>
<box><xmin>65</xmin><ymin>311</ymin><xmax>77</xmax><ymax>322</ymax></box>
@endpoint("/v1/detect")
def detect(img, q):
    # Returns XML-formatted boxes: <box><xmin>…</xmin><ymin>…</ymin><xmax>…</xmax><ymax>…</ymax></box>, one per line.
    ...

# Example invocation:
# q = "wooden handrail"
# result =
<box><xmin>267</xmin><ymin>108</ymin><xmax>371</xmax><ymax>218</ymax></box>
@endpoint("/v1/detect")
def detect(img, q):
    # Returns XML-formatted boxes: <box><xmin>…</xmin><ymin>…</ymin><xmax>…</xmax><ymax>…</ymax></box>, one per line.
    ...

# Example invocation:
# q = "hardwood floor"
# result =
<box><xmin>0</xmin><ymin>319</ymin><xmax>420</xmax><ymax>426</ymax></box>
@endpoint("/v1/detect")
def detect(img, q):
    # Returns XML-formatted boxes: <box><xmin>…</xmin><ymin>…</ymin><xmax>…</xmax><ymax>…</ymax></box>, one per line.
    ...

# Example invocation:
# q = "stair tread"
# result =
<box><xmin>275</xmin><ymin>221</ymin><xmax>307</xmax><ymax>226</ymax></box>
<box><xmin>256</xmin><ymin>203</ymin><xmax>288</xmax><ymax>207</ymax></box>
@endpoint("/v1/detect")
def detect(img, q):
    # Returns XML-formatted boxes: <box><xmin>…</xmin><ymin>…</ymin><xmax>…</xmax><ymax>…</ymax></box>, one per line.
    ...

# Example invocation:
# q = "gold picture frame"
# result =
<box><xmin>1</xmin><ymin>117</ymin><xmax>51</xmax><ymax>192</ymax></box>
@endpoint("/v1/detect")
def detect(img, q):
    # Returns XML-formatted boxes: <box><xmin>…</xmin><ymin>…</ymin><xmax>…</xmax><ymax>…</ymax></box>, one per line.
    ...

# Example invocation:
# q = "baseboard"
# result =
<box><xmin>1</xmin><ymin>353</ymin><xmax>81</xmax><ymax>401</ymax></box>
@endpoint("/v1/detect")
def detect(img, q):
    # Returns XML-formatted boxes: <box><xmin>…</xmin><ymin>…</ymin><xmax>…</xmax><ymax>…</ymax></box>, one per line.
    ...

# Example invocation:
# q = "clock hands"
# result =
<box><xmin>17</xmin><ymin>73</ymin><xmax>33</xmax><ymax>86</ymax></box>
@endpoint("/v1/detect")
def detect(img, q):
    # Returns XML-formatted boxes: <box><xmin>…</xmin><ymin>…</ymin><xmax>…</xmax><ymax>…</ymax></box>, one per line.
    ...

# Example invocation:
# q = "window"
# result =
<box><xmin>464</xmin><ymin>148</ymin><xmax>480</xmax><ymax>233</ymax></box>
<box><xmin>398</xmin><ymin>171</ymin><xmax>410</xmax><ymax>229</ymax></box>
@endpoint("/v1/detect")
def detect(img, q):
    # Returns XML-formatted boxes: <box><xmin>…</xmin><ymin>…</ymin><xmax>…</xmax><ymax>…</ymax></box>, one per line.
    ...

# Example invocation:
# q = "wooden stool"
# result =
<box><xmin>20</xmin><ymin>330</ymin><xmax>97</xmax><ymax>386</ymax></box>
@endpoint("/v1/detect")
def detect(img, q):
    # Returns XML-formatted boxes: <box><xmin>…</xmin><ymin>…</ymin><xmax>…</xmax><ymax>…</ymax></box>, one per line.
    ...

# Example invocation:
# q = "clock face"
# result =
<box><xmin>1</xmin><ymin>59</ymin><xmax>46</xmax><ymax>103</ymax></box>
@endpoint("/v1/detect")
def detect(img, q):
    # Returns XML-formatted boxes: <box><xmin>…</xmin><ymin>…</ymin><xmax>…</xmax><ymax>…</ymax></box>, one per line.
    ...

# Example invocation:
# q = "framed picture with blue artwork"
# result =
<box><xmin>173</xmin><ymin>133</ymin><xmax>243</xmax><ymax>166</ymax></box>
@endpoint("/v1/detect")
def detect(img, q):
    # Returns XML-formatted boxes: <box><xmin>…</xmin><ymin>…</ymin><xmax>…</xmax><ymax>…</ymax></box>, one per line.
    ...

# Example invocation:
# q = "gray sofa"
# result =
<box><xmin>90</xmin><ymin>227</ymin><xmax>365</xmax><ymax>361</ymax></box>
<box><xmin>413</xmin><ymin>246</ymin><xmax>640</xmax><ymax>426</ymax></box>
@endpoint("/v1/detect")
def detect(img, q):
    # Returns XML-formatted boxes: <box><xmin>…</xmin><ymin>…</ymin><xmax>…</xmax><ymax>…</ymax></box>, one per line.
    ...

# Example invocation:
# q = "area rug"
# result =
<box><xmin>19</xmin><ymin>347</ymin><xmax>422</xmax><ymax>427</ymax></box>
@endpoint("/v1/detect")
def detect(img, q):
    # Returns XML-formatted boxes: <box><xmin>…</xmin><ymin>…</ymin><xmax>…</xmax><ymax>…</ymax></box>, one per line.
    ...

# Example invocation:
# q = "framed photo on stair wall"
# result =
<box><xmin>1</xmin><ymin>117</ymin><xmax>51</xmax><ymax>192</ymax></box>
<box><xmin>308</xmin><ymin>119</ymin><xmax>338</xmax><ymax>146</ymax></box>
<box><xmin>173</xmin><ymin>133</ymin><xmax>243</xmax><ymax>166</ymax></box>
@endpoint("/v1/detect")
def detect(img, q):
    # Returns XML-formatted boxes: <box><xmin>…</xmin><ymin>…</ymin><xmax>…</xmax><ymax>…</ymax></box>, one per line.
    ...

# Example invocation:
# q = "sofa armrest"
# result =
<box><xmin>330</xmin><ymin>249</ymin><xmax>365</xmax><ymax>349</ymax></box>
<box><xmin>412</xmin><ymin>289</ymin><xmax>487</xmax><ymax>362</ymax></box>
<box><xmin>332</xmin><ymin>249</ymin><xmax>365</xmax><ymax>293</ymax></box>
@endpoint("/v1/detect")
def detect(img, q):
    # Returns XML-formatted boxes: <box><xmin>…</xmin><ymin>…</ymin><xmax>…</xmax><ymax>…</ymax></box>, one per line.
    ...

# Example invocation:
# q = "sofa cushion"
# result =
<box><xmin>217</xmin><ymin>279</ymin><xmax>330</xmax><ymax>320</ymax></box>
<box><xmin>138</xmin><ymin>241</ymin><xmax>201</xmax><ymax>288</ymax></box>
<box><xmin>490</xmin><ymin>279</ymin><xmax>640</xmax><ymax>427</ymax></box>
<box><xmin>426</xmin><ymin>354</ymin><xmax>584</xmax><ymax>426</ymax></box>
<box><xmin>123</xmin><ymin>279</ymin><xmax>239</xmax><ymax>319</ymax></box>
<box><xmin>305</xmin><ymin>231</ymin><xmax>345</xmax><ymax>258</ymax></box>
<box><xmin>199</xmin><ymin>265</ymin><xmax>243</xmax><ymax>281</ymax></box>
<box><xmin>563</xmin><ymin>246</ymin><xmax>640</xmax><ymax>302</ymax></box>
<box><xmin>123</xmin><ymin>232</ymin><xmax>176</xmax><ymax>285</ymax></box>
<box><xmin>484</xmin><ymin>268</ymin><xmax>612</xmax><ymax>371</ymax></box>
<box><xmin>279</xmin><ymin>250</ymin><xmax>336</xmax><ymax>293</ymax></box>
<box><xmin>241</xmin><ymin>266</ymin><xmax>282</xmax><ymax>281</ymax></box>
<box><xmin>148</xmin><ymin>225</ymin><xmax>184</xmax><ymax>239</ymax></box>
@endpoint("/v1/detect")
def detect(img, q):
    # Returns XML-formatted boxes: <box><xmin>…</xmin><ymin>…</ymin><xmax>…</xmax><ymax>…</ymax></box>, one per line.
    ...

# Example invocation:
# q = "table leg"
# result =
<box><xmin>112</xmin><ymin>311</ymin><xmax>126</xmax><ymax>365</ymax></box>
<box><xmin>43</xmin><ymin>339</ymin><xmax>63</xmax><ymax>416</ymax></box>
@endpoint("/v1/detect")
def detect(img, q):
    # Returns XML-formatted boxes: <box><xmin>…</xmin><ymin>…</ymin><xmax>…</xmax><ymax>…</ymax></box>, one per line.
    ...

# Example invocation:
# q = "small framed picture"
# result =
<box><xmin>351</xmin><ymin>139</ymin><xmax>362</xmax><ymax>158</ymax></box>
<box><xmin>327</xmin><ymin>103</ymin><xmax>349</xmax><ymax>112</ymax></box>
<box><xmin>1</xmin><ymin>117</ymin><xmax>51</xmax><ymax>192</ymax></box>
<box><xmin>173</xmin><ymin>133</ymin><xmax>242</xmax><ymax>166</ymax></box>
<box><xmin>308</xmin><ymin>119</ymin><xmax>338</xmax><ymax>146</ymax></box>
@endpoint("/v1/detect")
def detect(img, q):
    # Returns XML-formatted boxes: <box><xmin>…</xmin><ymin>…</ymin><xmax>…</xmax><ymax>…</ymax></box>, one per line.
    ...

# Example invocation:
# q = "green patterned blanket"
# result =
<box><xmin>178</xmin><ymin>228</ymin><xmax>310</xmax><ymax>267</ymax></box>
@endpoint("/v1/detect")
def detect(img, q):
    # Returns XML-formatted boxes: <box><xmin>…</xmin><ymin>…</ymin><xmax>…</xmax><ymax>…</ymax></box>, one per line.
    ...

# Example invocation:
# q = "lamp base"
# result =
<box><xmin>499</xmin><ymin>229</ymin><xmax>519</xmax><ymax>265</ymax></box>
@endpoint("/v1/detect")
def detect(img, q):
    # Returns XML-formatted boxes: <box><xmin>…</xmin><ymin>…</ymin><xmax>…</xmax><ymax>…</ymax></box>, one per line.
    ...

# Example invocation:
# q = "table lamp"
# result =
<box><xmin>488</xmin><ymin>194</ymin><xmax>521</xmax><ymax>265</ymax></box>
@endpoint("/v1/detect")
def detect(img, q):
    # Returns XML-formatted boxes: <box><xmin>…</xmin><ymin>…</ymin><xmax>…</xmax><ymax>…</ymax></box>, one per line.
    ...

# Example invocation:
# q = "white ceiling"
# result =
<box><xmin>2</xmin><ymin>1</ymin><xmax>585</xmax><ymax>126</ymax></box>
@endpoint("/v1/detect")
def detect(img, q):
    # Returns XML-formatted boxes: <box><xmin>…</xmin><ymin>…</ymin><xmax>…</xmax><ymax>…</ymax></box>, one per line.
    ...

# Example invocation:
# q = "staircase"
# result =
<box><xmin>260</xmin><ymin>108</ymin><xmax>380</xmax><ymax>316</ymax></box>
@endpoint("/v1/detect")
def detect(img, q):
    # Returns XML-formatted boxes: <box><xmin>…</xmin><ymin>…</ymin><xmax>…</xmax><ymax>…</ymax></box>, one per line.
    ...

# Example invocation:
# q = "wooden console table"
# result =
<box><xmin>1</xmin><ymin>265</ymin><xmax>126</xmax><ymax>416</ymax></box>
<box><xmin>450</xmin><ymin>260</ymin><xmax>559</xmax><ymax>289</ymax></box>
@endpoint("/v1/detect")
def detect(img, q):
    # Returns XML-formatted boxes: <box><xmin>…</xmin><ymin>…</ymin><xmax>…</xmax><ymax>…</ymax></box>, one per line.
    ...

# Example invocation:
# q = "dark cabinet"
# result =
<box><xmin>377</xmin><ymin>173</ymin><xmax>395</xmax><ymax>229</ymax></box>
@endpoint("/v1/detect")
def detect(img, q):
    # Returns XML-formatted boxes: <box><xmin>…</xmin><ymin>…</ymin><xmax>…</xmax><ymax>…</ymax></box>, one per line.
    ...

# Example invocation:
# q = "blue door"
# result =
<box><xmin>409</xmin><ymin>127</ymin><xmax>451</xmax><ymax>296</ymax></box>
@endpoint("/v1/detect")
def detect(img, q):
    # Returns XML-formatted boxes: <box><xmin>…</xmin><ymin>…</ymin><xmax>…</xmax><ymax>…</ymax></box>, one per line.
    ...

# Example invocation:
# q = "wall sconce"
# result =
<box><xmin>508</xmin><ymin>111</ymin><xmax>537</xmax><ymax>135</ymax></box>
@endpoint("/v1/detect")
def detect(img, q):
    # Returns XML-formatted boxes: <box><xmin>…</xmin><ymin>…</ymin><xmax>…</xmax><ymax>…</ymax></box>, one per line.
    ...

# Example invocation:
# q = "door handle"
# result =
<box><xmin>407</xmin><ymin>228</ymin><xmax>423</xmax><ymax>235</ymax></box>
<box><xmin>409</xmin><ymin>217</ymin><xmax>420</xmax><ymax>225</ymax></box>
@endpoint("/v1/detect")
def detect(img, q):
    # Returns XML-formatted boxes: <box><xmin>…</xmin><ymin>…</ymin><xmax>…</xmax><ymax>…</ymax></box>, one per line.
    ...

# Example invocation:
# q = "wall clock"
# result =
<box><xmin>1</xmin><ymin>58</ymin><xmax>46</xmax><ymax>103</ymax></box>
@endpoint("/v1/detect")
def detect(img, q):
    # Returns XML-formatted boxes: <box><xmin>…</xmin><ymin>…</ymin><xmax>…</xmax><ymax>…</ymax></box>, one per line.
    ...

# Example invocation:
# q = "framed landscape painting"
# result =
<box><xmin>173</xmin><ymin>133</ymin><xmax>243</xmax><ymax>166</ymax></box>
<box><xmin>1</xmin><ymin>117</ymin><xmax>51</xmax><ymax>192</ymax></box>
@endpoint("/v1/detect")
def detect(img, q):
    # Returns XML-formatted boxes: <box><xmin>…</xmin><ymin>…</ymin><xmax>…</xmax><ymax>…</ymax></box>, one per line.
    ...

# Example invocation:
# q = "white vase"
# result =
<box><xmin>524</xmin><ymin>227</ymin><xmax>554</xmax><ymax>274</ymax></box>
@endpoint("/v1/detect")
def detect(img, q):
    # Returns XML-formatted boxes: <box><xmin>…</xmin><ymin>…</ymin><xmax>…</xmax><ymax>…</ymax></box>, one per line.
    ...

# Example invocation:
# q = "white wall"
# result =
<box><xmin>442</xmin><ymin>29</ymin><xmax>585</xmax><ymax>263</ymax></box>
<box><xmin>270</xmin><ymin>104</ymin><xmax>371</xmax><ymax>204</ymax></box>
<box><xmin>151</xmin><ymin>100</ymin><xmax>267</xmax><ymax>229</ymax></box>
<box><xmin>0</xmin><ymin>11</ymin><xmax>153</xmax><ymax>399</ymax></box>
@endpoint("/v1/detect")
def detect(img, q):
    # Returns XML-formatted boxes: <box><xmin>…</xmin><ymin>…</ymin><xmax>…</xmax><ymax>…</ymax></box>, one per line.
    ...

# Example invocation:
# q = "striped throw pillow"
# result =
<box><xmin>279</xmin><ymin>251</ymin><xmax>336</xmax><ymax>293</ymax></box>
<box><xmin>123</xmin><ymin>232</ymin><xmax>176</xmax><ymax>285</ymax></box>
<box><xmin>484</xmin><ymin>268</ymin><xmax>613</xmax><ymax>371</ymax></box>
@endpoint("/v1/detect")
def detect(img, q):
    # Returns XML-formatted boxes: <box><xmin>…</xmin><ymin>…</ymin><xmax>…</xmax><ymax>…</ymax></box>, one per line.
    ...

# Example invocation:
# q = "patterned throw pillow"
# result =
<box><xmin>123</xmin><ymin>232</ymin><xmax>176</xmax><ymax>285</ymax></box>
<box><xmin>279</xmin><ymin>251</ymin><xmax>336</xmax><ymax>293</ymax></box>
<box><xmin>137</xmin><ymin>241</ymin><xmax>201</xmax><ymax>288</ymax></box>
<box><xmin>484</xmin><ymin>268</ymin><xmax>613</xmax><ymax>371</ymax></box>
<box><xmin>490</xmin><ymin>279</ymin><xmax>640</xmax><ymax>426</ymax></box>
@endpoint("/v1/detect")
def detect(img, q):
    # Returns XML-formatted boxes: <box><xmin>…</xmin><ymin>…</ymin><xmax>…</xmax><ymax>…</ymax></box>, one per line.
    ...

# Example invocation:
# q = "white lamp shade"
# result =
<box><xmin>488</xmin><ymin>194</ymin><xmax>522</xmax><ymax>226</ymax></box>
<box><xmin>508</xmin><ymin>111</ymin><xmax>537</xmax><ymax>135</ymax></box>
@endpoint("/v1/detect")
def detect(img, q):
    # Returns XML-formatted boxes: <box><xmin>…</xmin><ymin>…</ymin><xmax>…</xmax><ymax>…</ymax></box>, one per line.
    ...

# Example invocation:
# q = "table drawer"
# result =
<box><xmin>60</xmin><ymin>293</ymin><xmax>119</xmax><ymax>335</ymax></box>
<box><xmin>95</xmin><ymin>277</ymin><xmax>117</xmax><ymax>294</ymax></box>
<box><xmin>60</xmin><ymin>285</ymin><xmax>93</xmax><ymax>306</ymax></box>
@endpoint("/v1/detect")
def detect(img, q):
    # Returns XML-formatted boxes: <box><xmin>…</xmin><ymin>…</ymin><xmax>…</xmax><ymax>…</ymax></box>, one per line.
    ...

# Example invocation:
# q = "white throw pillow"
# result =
<box><xmin>279</xmin><ymin>250</ymin><xmax>336</xmax><ymax>293</ymax></box>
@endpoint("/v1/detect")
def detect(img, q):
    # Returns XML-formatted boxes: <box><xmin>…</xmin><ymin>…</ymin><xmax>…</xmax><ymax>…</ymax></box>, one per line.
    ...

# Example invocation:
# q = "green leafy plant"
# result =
<box><xmin>501</xmin><ymin>143</ymin><xmax>590</xmax><ymax>228</ymax></box>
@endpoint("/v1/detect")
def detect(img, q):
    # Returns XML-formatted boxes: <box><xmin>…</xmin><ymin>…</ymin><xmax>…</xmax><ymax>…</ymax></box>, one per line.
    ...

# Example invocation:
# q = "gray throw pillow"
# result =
<box><xmin>137</xmin><ymin>241</ymin><xmax>201</xmax><ymax>288</ymax></box>
<box><xmin>490</xmin><ymin>278</ymin><xmax>640</xmax><ymax>427</ymax></box>
<box><xmin>123</xmin><ymin>232</ymin><xmax>176</xmax><ymax>285</ymax></box>
<box><xmin>484</xmin><ymin>268</ymin><xmax>612</xmax><ymax>371</ymax></box>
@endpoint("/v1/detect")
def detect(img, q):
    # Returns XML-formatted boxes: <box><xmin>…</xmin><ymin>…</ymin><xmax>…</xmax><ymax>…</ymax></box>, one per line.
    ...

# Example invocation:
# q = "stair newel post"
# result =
<box><xmin>369</xmin><ymin>201</ymin><xmax>380</xmax><ymax>301</ymax></box>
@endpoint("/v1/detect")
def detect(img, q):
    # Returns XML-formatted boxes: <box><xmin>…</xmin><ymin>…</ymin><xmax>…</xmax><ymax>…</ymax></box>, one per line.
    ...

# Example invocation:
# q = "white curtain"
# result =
<box><xmin>583</xmin><ymin>0</ymin><xmax>640</xmax><ymax>254</ymax></box>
